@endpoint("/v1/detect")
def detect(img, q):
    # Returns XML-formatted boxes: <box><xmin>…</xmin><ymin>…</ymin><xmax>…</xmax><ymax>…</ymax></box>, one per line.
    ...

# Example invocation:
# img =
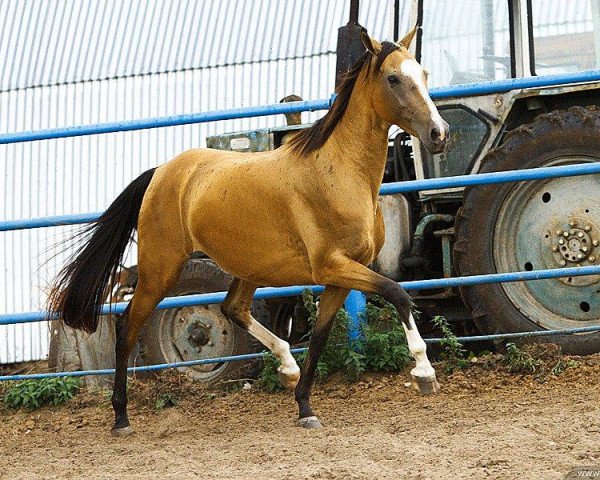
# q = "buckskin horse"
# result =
<box><xmin>50</xmin><ymin>27</ymin><xmax>448</xmax><ymax>435</ymax></box>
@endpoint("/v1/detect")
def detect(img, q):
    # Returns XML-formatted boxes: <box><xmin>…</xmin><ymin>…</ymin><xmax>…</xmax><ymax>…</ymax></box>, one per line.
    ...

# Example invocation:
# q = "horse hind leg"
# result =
<box><xmin>221</xmin><ymin>278</ymin><xmax>300</xmax><ymax>389</ymax></box>
<box><xmin>111</xmin><ymin>249</ymin><xmax>188</xmax><ymax>436</ymax></box>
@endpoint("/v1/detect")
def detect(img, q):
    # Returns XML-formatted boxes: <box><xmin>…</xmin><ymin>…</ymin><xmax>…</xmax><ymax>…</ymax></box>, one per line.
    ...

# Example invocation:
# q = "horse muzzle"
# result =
<box><xmin>423</xmin><ymin>120</ymin><xmax>449</xmax><ymax>154</ymax></box>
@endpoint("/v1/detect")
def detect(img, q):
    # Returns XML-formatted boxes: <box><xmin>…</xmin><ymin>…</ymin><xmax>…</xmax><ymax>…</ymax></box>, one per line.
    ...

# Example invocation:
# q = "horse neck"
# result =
<box><xmin>322</xmin><ymin>79</ymin><xmax>390</xmax><ymax>201</ymax></box>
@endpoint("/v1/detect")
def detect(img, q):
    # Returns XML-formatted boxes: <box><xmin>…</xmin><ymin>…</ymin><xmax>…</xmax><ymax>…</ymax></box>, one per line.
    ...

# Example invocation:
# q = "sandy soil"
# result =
<box><xmin>1</xmin><ymin>353</ymin><xmax>600</xmax><ymax>480</ymax></box>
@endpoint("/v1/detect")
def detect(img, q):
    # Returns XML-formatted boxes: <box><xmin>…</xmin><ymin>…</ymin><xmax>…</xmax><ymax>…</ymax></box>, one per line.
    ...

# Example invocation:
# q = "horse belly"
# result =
<box><xmin>188</xmin><ymin>193</ymin><xmax>313</xmax><ymax>286</ymax></box>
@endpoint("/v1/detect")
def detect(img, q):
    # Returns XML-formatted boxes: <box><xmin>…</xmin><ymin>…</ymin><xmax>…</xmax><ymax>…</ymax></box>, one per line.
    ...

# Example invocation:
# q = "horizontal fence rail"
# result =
<box><xmin>2</xmin><ymin>71</ymin><xmax>600</xmax><ymax>381</ymax></box>
<box><xmin>430</xmin><ymin>69</ymin><xmax>600</xmax><ymax>99</ymax></box>
<box><xmin>3</xmin><ymin>265</ymin><xmax>600</xmax><ymax>325</ymax></box>
<box><xmin>0</xmin><ymin>348</ymin><xmax>309</xmax><ymax>382</ymax></box>
<box><xmin>3</xmin><ymin>325</ymin><xmax>600</xmax><ymax>382</ymax></box>
<box><xmin>0</xmin><ymin>98</ymin><xmax>334</xmax><ymax>144</ymax></box>
<box><xmin>3</xmin><ymin>162</ymin><xmax>600</xmax><ymax>232</ymax></box>
<box><xmin>0</xmin><ymin>70</ymin><xmax>598</xmax><ymax>145</ymax></box>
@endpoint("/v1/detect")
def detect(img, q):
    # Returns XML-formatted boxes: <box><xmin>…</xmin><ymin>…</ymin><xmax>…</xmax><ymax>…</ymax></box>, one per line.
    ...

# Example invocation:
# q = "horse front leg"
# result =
<box><xmin>221</xmin><ymin>278</ymin><xmax>300</xmax><ymax>389</ymax></box>
<box><xmin>319</xmin><ymin>257</ymin><xmax>439</xmax><ymax>395</ymax></box>
<box><xmin>294</xmin><ymin>286</ymin><xmax>349</xmax><ymax>429</ymax></box>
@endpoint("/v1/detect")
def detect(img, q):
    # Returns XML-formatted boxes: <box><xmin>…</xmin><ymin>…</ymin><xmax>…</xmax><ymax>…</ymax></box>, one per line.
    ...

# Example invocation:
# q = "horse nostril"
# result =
<box><xmin>430</xmin><ymin>127</ymin><xmax>441</xmax><ymax>143</ymax></box>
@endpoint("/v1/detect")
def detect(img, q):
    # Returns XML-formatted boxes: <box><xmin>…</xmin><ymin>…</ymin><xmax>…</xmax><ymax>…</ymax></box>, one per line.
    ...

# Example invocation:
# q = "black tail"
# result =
<box><xmin>49</xmin><ymin>168</ymin><xmax>156</xmax><ymax>333</ymax></box>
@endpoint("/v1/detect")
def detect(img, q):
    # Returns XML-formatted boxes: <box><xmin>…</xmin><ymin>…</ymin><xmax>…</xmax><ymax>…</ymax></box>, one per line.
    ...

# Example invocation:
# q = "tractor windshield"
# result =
<box><xmin>531</xmin><ymin>0</ymin><xmax>600</xmax><ymax>74</ymax></box>
<box><xmin>420</xmin><ymin>0</ymin><xmax>511</xmax><ymax>88</ymax></box>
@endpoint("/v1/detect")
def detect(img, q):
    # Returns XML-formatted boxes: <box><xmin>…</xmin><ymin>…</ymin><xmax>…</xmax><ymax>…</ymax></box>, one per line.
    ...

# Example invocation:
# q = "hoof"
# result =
<box><xmin>277</xmin><ymin>365</ymin><xmax>300</xmax><ymax>390</ymax></box>
<box><xmin>411</xmin><ymin>374</ymin><xmax>440</xmax><ymax>395</ymax></box>
<box><xmin>296</xmin><ymin>416</ymin><xmax>323</xmax><ymax>429</ymax></box>
<box><xmin>111</xmin><ymin>425</ymin><xmax>133</xmax><ymax>437</ymax></box>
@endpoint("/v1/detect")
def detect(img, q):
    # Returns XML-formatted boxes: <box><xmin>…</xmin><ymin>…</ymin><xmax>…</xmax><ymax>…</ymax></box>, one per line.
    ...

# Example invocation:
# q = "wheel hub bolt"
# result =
<box><xmin>590</xmin><ymin>256</ymin><xmax>597</xmax><ymax>262</ymax></box>
<box><xmin>552</xmin><ymin>226</ymin><xmax>596</xmax><ymax>265</ymax></box>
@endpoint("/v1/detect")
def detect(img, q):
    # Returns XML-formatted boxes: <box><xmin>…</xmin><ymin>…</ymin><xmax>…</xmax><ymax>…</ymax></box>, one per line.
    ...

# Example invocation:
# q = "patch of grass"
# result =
<box><xmin>3</xmin><ymin>377</ymin><xmax>81</xmax><ymax>410</ymax></box>
<box><xmin>258</xmin><ymin>353</ymin><xmax>285</xmax><ymax>393</ymax></box>
<box><xmin>504</xmin><ymin>342</ymin><xmax>543</xmax><ymax>374</ymax></box>
<box><xmin>363</xmin><ymin>298</ymin><xmax>412</xmax><ymax>373</ymax></box>
<box><xmin>258</xmin><ymin>292</ymin><xmax>412</xmax><ymax>391</ymax></box>
<box><xmin>503</xmin><ymin>343</ymin><xmax>579</xmax><ymax>378</ymax></box>
<box><xmin>431</xmin><ymin>315</ymin><xmax>470</xmax><ymax>374</ymax></box>
<box><xmin>550</xmin><ymin>358</ymin><xmax>579</xmax><ymax>376</ymax></box>
<box><xmin>155</xmin><ymin>392</ymin><xmax>178</xmax><ymax>410</ymax></box>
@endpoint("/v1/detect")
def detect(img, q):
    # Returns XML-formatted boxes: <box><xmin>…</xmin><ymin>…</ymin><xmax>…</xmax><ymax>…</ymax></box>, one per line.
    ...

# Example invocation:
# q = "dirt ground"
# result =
<box><xmin>1</xmin><ymin>352</ymin><xmax>600</xmax><ymax>480</ymax></box>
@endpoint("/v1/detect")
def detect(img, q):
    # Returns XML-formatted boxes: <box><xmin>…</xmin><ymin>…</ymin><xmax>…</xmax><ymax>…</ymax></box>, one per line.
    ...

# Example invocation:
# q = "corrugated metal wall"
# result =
<box><xmin>0</xmin><ymin>0</ymin><xmax>594</xmax><ymax>364</ymax></box>
<box><xmin>0</xmin><ymin>0</ymin><xmax>400</xmax><ymax>364</ymax></box>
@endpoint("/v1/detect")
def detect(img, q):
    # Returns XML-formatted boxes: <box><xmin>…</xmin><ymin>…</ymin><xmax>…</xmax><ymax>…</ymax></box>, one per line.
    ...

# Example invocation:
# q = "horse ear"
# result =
<box><xmin>398</xmin><ymin>24</ymin><xmax>418</xmax><ymax>49</ymax></box>
<box><xmin>360</xmin><ymin>29</ymin><xmax>382</xmax><ymax>56</ymax></box>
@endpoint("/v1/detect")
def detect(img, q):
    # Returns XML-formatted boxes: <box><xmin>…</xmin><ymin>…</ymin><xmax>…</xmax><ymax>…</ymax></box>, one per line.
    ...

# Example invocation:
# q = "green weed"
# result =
<box><xmin>362</xmin><ymin>298</ymin><xmax>412</xmax><ymax>372</ymax></box>
<box><xmin>550</xmin><ymin>358</ymin><xmax>579</xmax><ymax>376</ymax></box>
<box><xmin>258</xmin><ymin>292</ymin><xmax>411</xmax><ymax>391</ymax></box>
<box><xmin>3</xmin><ymin>377</ymin><xmax>81</xmax><ymax>410</ymax></box>
<box><xmin>155</xmin><ymin>391</ymin><xmax>178</xmax><ymax>410</ymax></box>
<box><xmin>504</xmin><ymin>343</ymin><xmax>542</xmax><ymax>374</ymax></box>
<box><xmin>431</xmin><ymin>315</ymin><xmax>470</xmax><ymax>373</ymax></box>
<box><xmin>504</xmin><ymin>343</ymin><xmax>579</xmax><ymax>377</ymax></box>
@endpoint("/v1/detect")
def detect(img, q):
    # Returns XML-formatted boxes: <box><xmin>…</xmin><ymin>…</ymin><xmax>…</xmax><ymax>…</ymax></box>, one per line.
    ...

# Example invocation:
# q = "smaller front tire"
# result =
<box><xmin>138</xmin><ymin>258</ymin><xmax>269</xmax><ymax>384</ymax></box>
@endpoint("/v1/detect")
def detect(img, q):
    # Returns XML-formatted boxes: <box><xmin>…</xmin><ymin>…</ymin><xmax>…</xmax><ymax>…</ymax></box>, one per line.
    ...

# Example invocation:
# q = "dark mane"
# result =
<box><xmin>289</xmin><ymin>41</ymin><xmax>399</xmax><ymax>156</ymax></box>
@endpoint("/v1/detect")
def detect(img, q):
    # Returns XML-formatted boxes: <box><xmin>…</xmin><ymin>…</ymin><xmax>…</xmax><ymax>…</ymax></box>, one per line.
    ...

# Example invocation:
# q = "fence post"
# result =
<box><xmin>345</xmin><ymin>289</ymin><xmax>367</xmax><ymax>346</ymax></box>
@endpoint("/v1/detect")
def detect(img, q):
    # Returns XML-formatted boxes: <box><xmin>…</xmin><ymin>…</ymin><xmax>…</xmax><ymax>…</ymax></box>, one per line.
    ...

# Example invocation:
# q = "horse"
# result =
<box><xmin>49</xmin><ymin>26</ymin><xmax>448</xmax><ymax>435</ymax></box>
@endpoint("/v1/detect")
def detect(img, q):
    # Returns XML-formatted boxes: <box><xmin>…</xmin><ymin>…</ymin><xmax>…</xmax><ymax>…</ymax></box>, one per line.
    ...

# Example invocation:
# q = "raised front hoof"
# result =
<box><xmin>111</xmin><ymin>425</ymin><xmax>133</xmax><ymax>437</ymax></box>
<box><xmin>277</xmin><ymin>366</ymin><xmax>300</xmax><ymax>390</ymax></box>
<box><xmin>411</xmin><ymin>374</ymin><xmax>440</xmax><ymax>395</ymax></box>
<box><xmin>296</xmin><ymin>416</ymin><xmax>323</xmax><ymax>429</ymax></box>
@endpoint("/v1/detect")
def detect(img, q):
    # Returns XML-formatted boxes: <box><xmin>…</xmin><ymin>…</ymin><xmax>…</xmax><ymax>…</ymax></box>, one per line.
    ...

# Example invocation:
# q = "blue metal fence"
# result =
<box><xmin>3</xmin><ymin>162</ymin><xmax>600</xmax><ymax>232</ymax></box>
<box><xmin>2</xmin><ymin>243</ymin><xmax>600</xmax><ymax>326</ymax></box>
<box><xmin>2</xmin><ymin>71</ymin><xmax>600</xmax><ymax>381</ymax></box>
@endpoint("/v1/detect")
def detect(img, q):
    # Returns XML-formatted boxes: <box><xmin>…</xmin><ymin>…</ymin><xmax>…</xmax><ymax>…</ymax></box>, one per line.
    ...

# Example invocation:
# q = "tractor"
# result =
<box><xmin>51</xmin><ymin>0</ymin><xmax>600</xmax><ymax>383</ymax></box>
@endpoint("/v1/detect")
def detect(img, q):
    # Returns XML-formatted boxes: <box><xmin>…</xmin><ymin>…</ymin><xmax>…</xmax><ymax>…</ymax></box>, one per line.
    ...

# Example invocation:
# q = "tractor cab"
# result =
<box><xmin>206</xmin><ymin>0</ymin><xmax>600</xmax><ymax>355</ymax></box>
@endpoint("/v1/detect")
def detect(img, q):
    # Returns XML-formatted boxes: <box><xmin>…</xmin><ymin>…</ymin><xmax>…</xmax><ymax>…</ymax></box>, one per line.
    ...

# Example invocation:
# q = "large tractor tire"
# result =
<box><xmin>138</xmin><ymin>258</ymin><xmax>270</xmax><ymax>384</ymax></box>
<box><xmin>454</xmin><ymin>107</ymin><xmax>600</xmax><ymax>355</ymax></box>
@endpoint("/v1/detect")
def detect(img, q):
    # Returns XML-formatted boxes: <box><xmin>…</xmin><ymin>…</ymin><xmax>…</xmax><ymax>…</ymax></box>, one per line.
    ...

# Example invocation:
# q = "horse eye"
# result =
<box><xmin>387</xmin><ymin>75</ymin><xmax>400</xmax><ymax>86</ymax></box>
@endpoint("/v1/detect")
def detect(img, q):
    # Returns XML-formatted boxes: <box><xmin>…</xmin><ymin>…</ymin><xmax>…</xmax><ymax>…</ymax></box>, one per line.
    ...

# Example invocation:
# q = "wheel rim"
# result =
<box><xmin>493</xmin><ymin>156</ymin><xmax>600</xmax><ymax>330</ymax></box>
<box><xmin>157</xmin><ymin>295</ymin><xmax>236</xmax><ymax>381</ymax></box>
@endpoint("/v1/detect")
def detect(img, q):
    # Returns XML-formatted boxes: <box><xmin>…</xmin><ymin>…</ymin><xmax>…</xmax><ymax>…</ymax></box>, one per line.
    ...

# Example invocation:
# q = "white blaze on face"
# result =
<box><xmin>399</xmin><ymin>58</ymin><xmax>446</xmax><ymax>141</ymax></box>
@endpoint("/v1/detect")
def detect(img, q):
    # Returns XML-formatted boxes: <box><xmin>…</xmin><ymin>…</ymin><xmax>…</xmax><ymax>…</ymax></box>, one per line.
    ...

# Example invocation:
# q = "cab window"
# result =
<box><xmin>420</xmin><ymin>0</ymin><xmax>512</xmax><ymax>87</ymax></box>
<box><xmin>531</xmin><ymin>0</ymin><xmax>600</xmax><ymax>74</ymax></box>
